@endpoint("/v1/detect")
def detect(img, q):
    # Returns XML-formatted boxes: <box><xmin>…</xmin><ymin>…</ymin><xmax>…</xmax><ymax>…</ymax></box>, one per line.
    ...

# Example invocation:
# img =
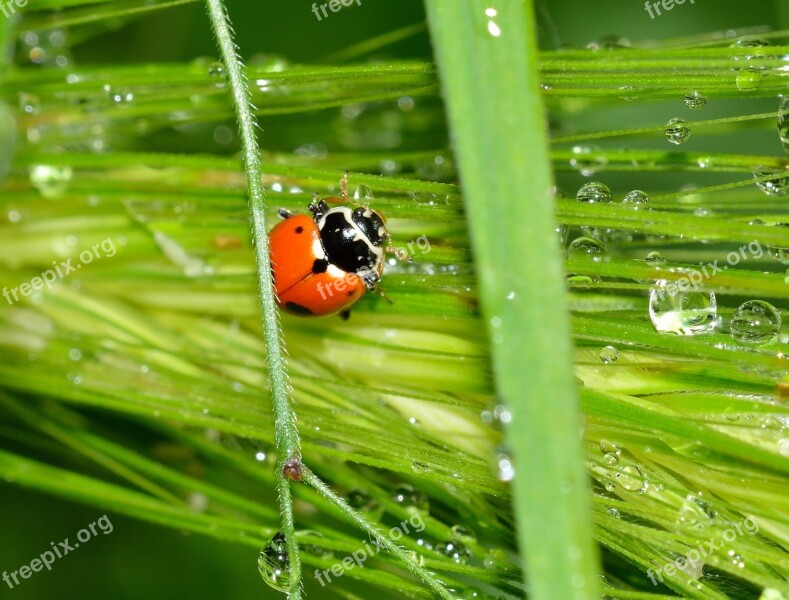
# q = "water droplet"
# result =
<box><xmin>607</xmin><ymin>507</ymin><xmax>620</xmax><ymax>518</ymax></box>
<box><xmin>414</xmin><ymin>154</ymin><xmax>454</xmax><ymax>181</ymax></box>
<box><xmin>404</xmin><ymin>550</ymin><xmax>425</xmax><ymax>566</ymax></box>
<box><xmin>730</xmin><ymin>300</ymin><xmax>781</xmax><ymax>344</ymax></box>
<box><xmin>208</xmin><ymin>61</ymin><xmax>227</xmax><ymax>87</ymax></box>
<box><xmin>576</xmin><ymin>181</ymin><xmax>612</xmax><ymax>203</ymax></box>
<box><xmin>684</xmin><ymin>91</ymin><xmax>707</xmax><ymax>109</ymax></box>
<box><xmin>483</xmin><ymin>548</ymin><xmax>509</xmax><ymax>570</ymax></box>
<box><xmin>645</xmin><ymin>251</ymin><xmax>665</xmax><ymax>265</ymax></box>
<box><xmin>777</xmin><ymin>96</ymin><xmax>789</xmax><ymax>153</ymax></box>
<box><xmin>450</xmin><ymin>524</ymin><xmax>476</xmax><ymax>543</ymax></box>
<box><xmin>600</xmin><ymin>345</ymin><xmax>619</xmax><ymax>364</ymax></box>
<box><xmin>254</xmin><ymin>451</ymin><xmax>266</xmax><ymax>462</ymax></box>
<box><xmin>352</xmin><ymin>184</ymin><xmax>375</xmax><ymax>201</ymax></box>
<box><xmin>258</xmin><ymin>532</ymin><xmax>290</xmax><ymax>593</ymax></box>
<box><xmin>248</xmin><ymin>53</ymin><xmax>290</xmax><ymax>72</ymax></box>
<box><xmin>567</xmin><ymin>237</ymin><xmax>608</xmax><ymax>262</ymax></box>
<box><xmin>28</xmin><ymin>165</ymin><xmax>73</xmax><ymax>199</ymax></box>
<box><xmin>346</xmin><ymin>490</ymin><xmax>378</xmax><ymax>512</ymax></box>
<box><xmin>649</xmin><ymin>280</ymin><xmax>717</xmax><ymax>335</ymax></box>
<box><xmin>777</xmin><ymin>439</ymin><xmax>789</xmax><ymax>457</ymax></box>
<box><xmin>676</xmin><ymin>494</ymin><xmax>716</xmax><ymax>531</ymax></box>
<box><xmin>765</xmin><ymin>224</ymin><xmax>789</xmax><ymax>264</ymax></box>
<box><xmin>411</xmin><ymin>461</ymin><xmax>430</xmax><ymax>474</ymax></box>
<box><xmin>665</xmin><ymin>118</ymin><xmax>691</xmax><ymax>145</ymax></box>
<box><xmin>599</xmin><ymin>440</ymin><xmax>620</xmax><ymax>455</ymax></box>
<box><xmin>392</xmin><ymin>484</ymin><xmax>428</xmax><ymax>512</ymax></box>
<box><xmin>616</xmin><ymin>465</ymin><xmax>646</xmax><ymax>492</ymax></box>
<box><xmin>736</xmin><ymin>69</ymin><xmax>762</xmax><ymax>91</ymax></box>
<box><xmin>622</xmin><ymin>189</ymin><xmax>649</xmax><ymax>207</ymax></box>
<box><xmin>753</xmin><ymin>168</ymin><xmax>788</xmax><ymax>196</ymax></box>
<box><xmin>436</xmin><ymin>539</ymin><xmax>471</xmax><ymax>563</ymax></box>
<box><xmin>495</xmin><ymin>446</ymin><xmax>514</xmax><ymax>482</ymax></box>
<box><xmin>602</xmin><ymin>452</ymin><xmax>619</xmax><ymax>467</ymax></box>
<box><xmin>570</xmin><ymin>145</ymin><xmax>608</xmax><ymax>176</ymax></box>
<box><xmin>480</xmin><ymin>399</ymin><xmax>512</xmax><ymax>430</ymax></box>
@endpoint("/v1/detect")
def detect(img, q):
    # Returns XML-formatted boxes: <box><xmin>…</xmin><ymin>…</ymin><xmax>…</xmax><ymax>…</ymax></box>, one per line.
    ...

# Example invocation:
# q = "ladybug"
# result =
<box><xmin>270</xmin><ymin>177</ymin><xmax>395</xmax><ymax>318</ymax></box>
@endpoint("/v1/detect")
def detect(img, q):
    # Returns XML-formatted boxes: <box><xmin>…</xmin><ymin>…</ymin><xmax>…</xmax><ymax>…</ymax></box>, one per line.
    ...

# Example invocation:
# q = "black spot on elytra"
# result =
<box><xmin>312</xmin><ymin>258</ymin><xmax>328</xmax><ymax>274</ymax></box>
<box><xmin>284</xmin><ymin>302</ymin><xmax>313</xmax><ymax>316</ymax></box>
<box><xmin>346</xmin><ymin>291</ymin><xmax>354</xmax><ymax>297</ymax></box>
<box><xmin>295</xmin><ymin>226</ymin><xmax>304</xmax><ymax>234</ymax></box>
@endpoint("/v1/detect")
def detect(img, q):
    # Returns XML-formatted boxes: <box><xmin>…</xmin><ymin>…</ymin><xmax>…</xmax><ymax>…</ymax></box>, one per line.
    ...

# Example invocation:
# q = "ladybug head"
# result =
<box><xmin>352</xmin><ymin>207</ymin><xmax>387</xmax><ymax>247</ymax></box>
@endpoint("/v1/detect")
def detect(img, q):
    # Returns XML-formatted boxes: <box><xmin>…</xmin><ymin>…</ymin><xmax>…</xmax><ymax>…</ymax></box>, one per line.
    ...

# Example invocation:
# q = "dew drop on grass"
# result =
<box><xmin>779</xmin><ymin>96</ymin><xmax>789</xmax><ymax>152</ymax></box>
<box><xmin>600</xmin><ymin>345</ymin><xmax>619</xmax><ymax>364</ymax></box>
<box><xmin>258</xmin><ymin>532</ymin><xmax>290</xmax><ymax>593</ymax></box>
<box><xmin>483</xmin><ymin>548</ymin><xmax>508</xmax><ymax>570</ymax></box>
<box><xmin>435</xmin><ymin>539</ymin><xmax>471</xmax><ymax>564</ymax></box>
<box><xmin>569</xmin><ymin>145</ymin><xmax>608</xmax><ymax>176</ymax></box>
<box><xmin>567</xmin><ymin>237</ymin><xmax>607</xmax><ymax>262</ymax></box>
<box><xmin>649</xmin><ymin>280</ymin><xmax>717</xmax><ymax>335</ymax></box>
<box><xmin>576</xmin><ymin>181</ymin><xmax>612</xmax><ymax>203</ymax></box>
<box><xmin>765</xmin><ymin>223</ymin><xmax>789</xmax><ymax>264</ymax></box>
<box><xmin>480</xmin><ymin>399</ymin><xmax>512</xmax><ymax>430</ymax></box>
<box><xmin>777</xmin><ymin>439</ymin><xmax>789</xmax><ymax>457</ymax></box>
<box><xmin>645</xmin><ymin>251</ymin><xmax>665</xmax><ymax>265</ymax></box>
<box><xmin>684</xmin><ymin>91</ymin><xmax>707</xmax><ymax>109</ymax></box>
<box><xmin>450</xmin><ymin>524</ymin><xmax>476</xmax><ymax>543</ymax></box>
<box><xmin>29</xmin><ymin>164</ymin><xmax>73</xmax><ymax>199</ymax></box>
<box><xmin>730</xmin><ymin>300</ymin><xmax>782</xmax><ymax>344</ymax></box>
<box><xmin>392</xmin><ymin>484</ymin><xmax>428</xmax><ymax>512</ymax></box>
<box><xmin>495</xmin><ymin>446</ymin><xmax>514</xmax><ymax>482</ymax></box>
<box><xmin>599</xmin><ymin>440</ymin><xmax>620</xmax><ymax>455</ymax></box>
<box><xmin>411</xmin><ymin>461</ymin><xmax>430</xmax><ymax>474</ymax></box>
<box><xmin>736</xmin><ymin>69</ymin><xmax>762</xmax><ymax>91</ymax></box>
<box><xmin>752</xmin><ymin>168</ymin><xmax>789</xmax><ymax>196</ymax></box>
<box><xmin>207</xmin><ymin>61</ymin><xmax>227</xmax><ymax>87</ymax></box>
<box><xmin>616</xmin><ymin>465</ymin><xmax>646</xmax><ymax>492</ymax></box>
<box><xmin>664</xmin><ymin>118</ymin><xmax>691</xmax><ymax>145</ymax></box>
<box><xmin>602</xmin><ymin>452</ymin><xmax>619</xmax><ymax>467</ymax></box>
<box><xmin>353</xmin><ymin>184</ymin><xmax>375</xmax><ymax>201</ymax></box>
<box><xmin>676</xmin><ymin>494</ymin><xmax>716</xmax><ymax>532</ymax></box>
<box><xmin>622</xmin><ymin>189</ymin><xmax>649</xmax><ymax>207</ymax></box>
<box><xmin>346</xmin><ymin>490</ymin><xmax>378</xmax><ymax>512</ymax></box>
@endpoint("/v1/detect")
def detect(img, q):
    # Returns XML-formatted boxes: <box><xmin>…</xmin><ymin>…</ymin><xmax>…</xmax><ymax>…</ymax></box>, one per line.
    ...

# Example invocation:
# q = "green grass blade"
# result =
<box><xmin>203</xmin><ymin>0</ymin><xmax>302</xmax><ymax>596</ymax></box>
<box><xmin>423</xmin><ymin>2</ymin><xmax>600</xmax><ymax>598</ymax></box>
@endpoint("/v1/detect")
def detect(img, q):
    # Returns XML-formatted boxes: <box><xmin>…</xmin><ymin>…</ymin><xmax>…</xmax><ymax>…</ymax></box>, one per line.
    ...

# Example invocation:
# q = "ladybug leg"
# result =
<box><xmin>360</xmin><ymin>270</ymin><xmax>380</xmax><ymax>291</ymax></box>
<box><xmin>308</xmin><ymin>194</ymin><xmax>329</xmax><ymax>220</ymax></box>
<box><xmin>339</xmin><ymin>309</ymin><xmax>351</xmax><ymax>321</ymax></box>
<box><xmin>340</xmin><ymin>171</ymin><xmax>349</xmax><ymax>200</ymax></box>
<box><xmin>278</xmin><ymin>208</ymin><xmax>294</xmax><ymax>220</ymax></box>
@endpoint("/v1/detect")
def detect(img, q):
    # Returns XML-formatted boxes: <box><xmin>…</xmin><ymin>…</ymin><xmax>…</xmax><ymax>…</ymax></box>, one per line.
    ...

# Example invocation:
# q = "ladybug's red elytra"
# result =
<box><xmin>270</xmin><ymin>176</ymin><xmax>397</xmax><ymax>318</ymax></box>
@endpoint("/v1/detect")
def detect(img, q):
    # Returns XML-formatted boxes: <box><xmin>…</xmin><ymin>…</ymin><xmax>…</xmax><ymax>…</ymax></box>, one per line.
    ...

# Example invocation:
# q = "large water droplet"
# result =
<box><xmin>736</xmin><ymin>69</ymin><xmax>762</xmax><ymax>91</ymax></box>
<box><xmin>258</xmin><ymin>532</ymin><xmax>290</xmax><ymax>593</ymax></box>
<box><xmin>649</xmin><ymin>280</ymin><xmax>717</xmax><ymax>335</ymax></box>
<box><xmin>600</xmin><ymin>345</ymin><xmax>619</xmax><ymax>364</ymax></box>
<box><xmin>753</xmin><ymin>169</ymin><xmax>789</xmax><ymax>196</ymax></box>
<box><xmin>392</xmin><ymin>484</ymin><xmax>428</xmax><ymax>512</ymax></box>
<box><xmin>684</xmin><ymin>91</ymin><xmax>707</xmax><ymax>110</ymax></box>
<box><xmin>665</xmin><ymin>118</ymin><xmax>691</xmax><ymax>145</ymax></box>
<box><xmin>765</xmin><ymin>223</ymin><xmax>789</xmax><ymax>264</ymax></box>
<box><xmin>567</xmin><ymin>237</ymin><xmax>608</xmax><ymax>262</ymax></box>
<box><xmin>777</xmin><ymin>96</ymin><xmax>789</xmax><ymax>152</ymax></box>
<box><xmin>616</xmin><ymin>465</ymin><xmax>646</xmax><ymax>492</ymax></box>
<box><xmin>730</xmin><ymin>300</ymin><xmax>782</xmax><ymax>344</ymax></box>
<box><xmin>576</xmin><ymin>181</ymin><xmax>612</xmax><ymax>203</ymax></box>
<box><xmin>622</xmin><ymin>189</ymin><xmax>649</xmax><ymax>208</ymax></box>
<box><xmin>676</xmin><ymin>494</ymin><xmax>716</xmax><ymax>532</ymax></box>
<box><xmin>435</xmin><ymin>539</ymin><xmax>471</xmax><ymax>563</ymax></box>
<box><xmin>645</xmin><ymin>251</ymin><xmax>665</xmax><ymax>265</ymax></box>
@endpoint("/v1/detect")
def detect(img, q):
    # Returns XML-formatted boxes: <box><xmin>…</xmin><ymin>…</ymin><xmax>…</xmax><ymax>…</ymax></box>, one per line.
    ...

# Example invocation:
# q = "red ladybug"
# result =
<box><xmin>270</xmin><ymin>179</ymin><xmax>391</xmax><ymax>318</ymax></box>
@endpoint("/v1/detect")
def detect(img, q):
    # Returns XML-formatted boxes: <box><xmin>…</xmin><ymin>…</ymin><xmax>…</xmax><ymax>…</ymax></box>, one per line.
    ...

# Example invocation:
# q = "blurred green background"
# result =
<box><xmin>1</xmin><ymin>1</ymin><xmax>787</xmax><ymax>598</ymax></box>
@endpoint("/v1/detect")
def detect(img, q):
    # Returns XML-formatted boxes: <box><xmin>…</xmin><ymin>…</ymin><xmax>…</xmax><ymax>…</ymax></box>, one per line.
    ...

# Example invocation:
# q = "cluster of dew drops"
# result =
<box><xmin>257</xmin><ymin>483</ymin><xmax>509</xmax><ymax>596</ymax></box>
<box><xmin>564</xmin><ymin>40</ymin><xmax>788</xmax><ymax>346</ymax></box>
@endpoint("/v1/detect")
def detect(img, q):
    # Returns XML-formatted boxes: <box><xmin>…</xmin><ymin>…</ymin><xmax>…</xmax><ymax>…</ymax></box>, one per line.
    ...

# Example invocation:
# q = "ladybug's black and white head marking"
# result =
<box><xmin>317</xmin><ymin>206</ymin><xmax>386</xmax><ymax>277</ymax></box>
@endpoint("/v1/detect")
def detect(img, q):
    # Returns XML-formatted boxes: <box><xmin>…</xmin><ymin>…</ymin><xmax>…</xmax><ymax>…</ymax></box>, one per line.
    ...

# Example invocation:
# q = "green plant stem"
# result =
<box><xmin>424</xmin><ymin>1</ymin><xmax>600</xmax><ymax>599</ymax></box>
<box><xmin>300</xmin><ymin>467</ymin><xmax>455</xmax><ymax>600</ymax></box>
<box><xmin>204</xmin><ymin>0</ymin><xmax>301</xmax><ymax>596</ymax></box>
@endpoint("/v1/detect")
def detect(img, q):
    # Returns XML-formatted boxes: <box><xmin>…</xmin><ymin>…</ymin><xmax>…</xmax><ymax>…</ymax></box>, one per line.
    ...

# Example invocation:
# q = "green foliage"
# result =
<box><xmin>0</xmin><ymin>2</ymin><xmax>788</xmax><ymax>600</ymax></box>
